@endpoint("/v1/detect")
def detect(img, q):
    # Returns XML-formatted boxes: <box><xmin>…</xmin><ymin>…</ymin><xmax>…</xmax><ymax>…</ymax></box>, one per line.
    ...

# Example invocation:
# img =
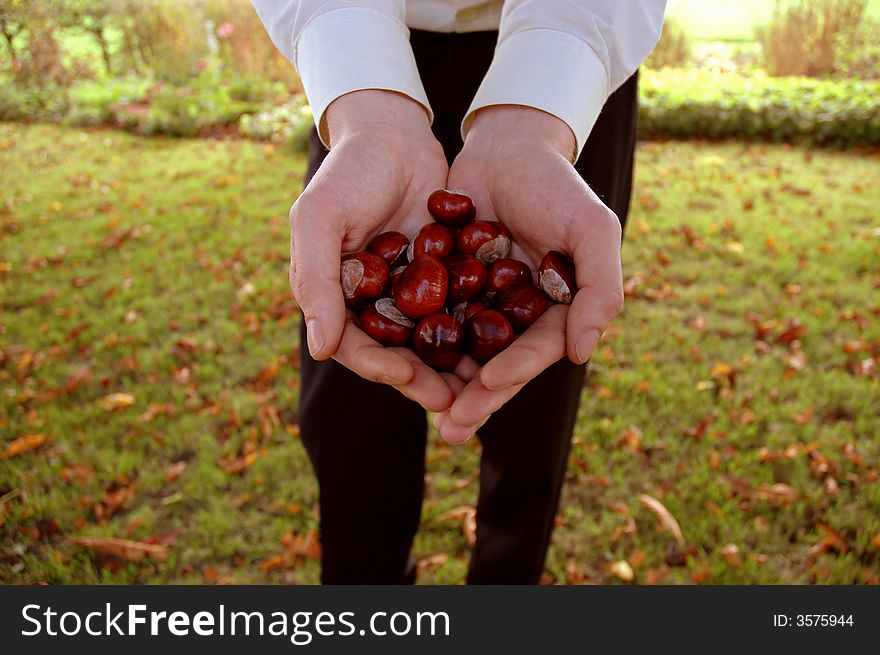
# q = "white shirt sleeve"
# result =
<box><xmin>464</xmin><ymin>1</ymin><xmax>666</xmax><ymax>160</ymax></box>
<box><xmin>251</xmin><ymin>1</ymin><xmax>432</xmax><ymax>146</ymax></box>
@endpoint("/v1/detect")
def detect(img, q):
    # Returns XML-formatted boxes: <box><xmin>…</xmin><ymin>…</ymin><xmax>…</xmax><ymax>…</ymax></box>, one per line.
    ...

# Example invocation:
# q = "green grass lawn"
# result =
<box><xmin>1</xmin><ymin>123</ymin><xmax>878</xmax><ymax>585</ymax></box>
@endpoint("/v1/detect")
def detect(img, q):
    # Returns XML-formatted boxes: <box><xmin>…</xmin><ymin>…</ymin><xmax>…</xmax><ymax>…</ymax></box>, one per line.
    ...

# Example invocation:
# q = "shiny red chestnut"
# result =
<box><xmin>451</xmin><ymin>298</ymin><xmax>489</xmax><ymax>325</ymax></box>
<box><xmin>465</xmin><ymin>309</ymin><xmax>515</xmax><ymax>364</ymax></box>
<box><xmin>341</xmin><ymin>252</ymin><xmax>390</xmax><ymax>309</ymax></box>
<box><xmin>392</xmin><ymin>254</ymin><xmax>448</xmax><ymax>319</ymax></box>
<box><xmin>493</xmin><ymin>282</ymin><xmax>549</xmax><ymax>332</ymax></box>
<box><xmin>427</xmin><ymin>189</ymin><xmax>475</xmax><ymax>227</ymax></box>
<box><xmin>413</xmin><ymin>312</ymin><xmax>464</xmax><ymax>371</ymax></box>
<box><xmin>456</xmin><ymin>220</ymin><xmax>511</xmax><ymax>264</ymax></box>
<box><xmin>367</xmin><ymin>231</ymin><xmax>409</xmax><ymax>268</ymax></box>
<box><xmin>485</xmin><ymin>258</ymin><xmax>532</xmax><ymax>297</ymax></box>
<box><xmin>539</xmin><ymin>251</ymin><xmax>577</xmax><ymax>304</ymax></box>
<box><xmin>360</xmin><ymin>298</ymin><xmax>414</xmax><ymax>347</ymax></box>
<box><xmin>445</xmin><ymin>254</ymin><xmax>487</xmax><ymax>303</ymax></box>
<box><xmin>408</xmin><ymin>223</ymin><xmax>455</xmax><ymax>261</ymax></box>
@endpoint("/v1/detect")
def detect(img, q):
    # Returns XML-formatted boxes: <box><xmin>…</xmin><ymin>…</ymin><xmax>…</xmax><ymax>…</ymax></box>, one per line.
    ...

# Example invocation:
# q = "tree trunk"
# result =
<box><xmin>95</xmin><ymin>29</ymin><xmax>113</xmax><ymax>75</ymax></box>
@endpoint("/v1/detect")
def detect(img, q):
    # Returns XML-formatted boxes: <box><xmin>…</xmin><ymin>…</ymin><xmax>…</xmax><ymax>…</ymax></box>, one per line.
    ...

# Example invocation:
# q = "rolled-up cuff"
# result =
<box><xmin>296</xmin><ymin>8</ymin><xmax>433</xmax><ymax>146</ymax></box>
<box><xmin>462</xmin><ymin>28</ymin><xmax>608</xmax><ymax>160</ymax></box>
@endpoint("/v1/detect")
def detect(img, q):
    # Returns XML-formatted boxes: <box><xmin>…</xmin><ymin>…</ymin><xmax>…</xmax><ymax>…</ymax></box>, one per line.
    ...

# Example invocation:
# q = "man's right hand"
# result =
<box><xmin>290</xmin><ymin>90</ymin><xmax>459</xmax><ymax>412</ymax></box>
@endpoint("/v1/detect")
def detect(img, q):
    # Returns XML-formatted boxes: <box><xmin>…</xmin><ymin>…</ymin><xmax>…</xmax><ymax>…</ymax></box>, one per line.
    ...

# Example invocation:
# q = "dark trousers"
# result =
<box><xmin>298</xmin><ymin>29</ymin><xmax>638</xmax><ymax>584</ymax></box>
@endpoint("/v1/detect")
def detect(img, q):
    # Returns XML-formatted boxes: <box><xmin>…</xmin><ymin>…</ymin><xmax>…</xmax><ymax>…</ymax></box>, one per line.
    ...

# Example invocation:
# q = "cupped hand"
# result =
<box><xmin>434</xmin><ymin>105</ymin><xmax>625</xmax><ymax>443</ymax></box>
<box><xmin>290</xmin><ymin>90</ymin><xmax>456</xmax><ymax>412</ymax></box>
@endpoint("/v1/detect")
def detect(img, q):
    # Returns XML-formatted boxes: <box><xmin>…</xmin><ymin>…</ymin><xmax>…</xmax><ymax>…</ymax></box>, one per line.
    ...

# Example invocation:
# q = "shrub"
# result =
<box><xmin>638</xmin><ymin>68</ymin><xmax>880</xmax><ymax>147</ymax></box>
<box><xmin>0</xmin><ymin>80</ymin><xmax>69</xmax><ymax>120</ymax></box>
<box><xmin>756</xmin><ymin>0</ymin><xmax>873</xmax><ymax>77</ymax></box>
<box><xmin>238</xmin><ymin>96</ymin><xmax>313</xmax><ymax>151</ymax></box>
<box><xmin>645</xmin><ymin>19</ymin><xmax>691</xmax><ymax>69</ymax></box>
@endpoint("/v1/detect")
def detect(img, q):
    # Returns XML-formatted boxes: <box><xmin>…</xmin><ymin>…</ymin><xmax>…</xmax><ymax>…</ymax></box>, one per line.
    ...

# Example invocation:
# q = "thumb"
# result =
<box><xmin>289</xmin><ymin>197</ymin><xmax>346</xmax><ymax>360</ymax></box>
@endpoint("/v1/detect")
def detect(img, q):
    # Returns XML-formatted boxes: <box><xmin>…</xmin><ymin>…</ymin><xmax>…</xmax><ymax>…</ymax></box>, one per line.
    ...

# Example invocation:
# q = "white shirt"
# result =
<box><xmin>252</xmin><ymin>1</ymin><xmax>666</xmax><ymax>158</ymax></box>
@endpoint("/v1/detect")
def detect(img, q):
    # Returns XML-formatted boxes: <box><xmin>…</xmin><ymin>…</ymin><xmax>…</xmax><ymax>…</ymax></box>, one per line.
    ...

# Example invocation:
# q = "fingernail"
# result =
<box><xmin>575</xmin><ymin>329</ymin><xmax>601</xmax><ymax>364</ymax></box>
<box><xmin>305</xmin><ymin>318</ymin><xmax>324</xmax><ymax>357</ymax></box>
<box><xmin>378</xmin><ymin>374</ymin><xmax>409</xmax><ymax>386</ymax></box>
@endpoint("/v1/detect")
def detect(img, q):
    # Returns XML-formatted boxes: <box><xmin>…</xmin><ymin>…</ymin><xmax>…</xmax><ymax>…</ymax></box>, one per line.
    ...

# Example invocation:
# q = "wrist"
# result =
<box><xmin>324</xmin><ymin>90</ymin><xmax>433</xmax><ymax>149</ymax></box>
<box><xmin>465</xmin><ymin>105</ymin><xmax>577</xmax><ymax>163</ymax></box>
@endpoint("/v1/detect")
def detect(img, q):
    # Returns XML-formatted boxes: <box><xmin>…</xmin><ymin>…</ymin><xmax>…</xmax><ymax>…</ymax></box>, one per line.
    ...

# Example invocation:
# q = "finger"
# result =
<box><xmin>566</xmin><ymin>208</ymin><xmax>624</xmax><ymax>364</ymax></box>
<box><xmin>436</xmin><ymin>410</ymin><xmax>492</xmax><ymax>445</ymax></box>
<box><xmin>447</xmin><ymin>372</ymin><xmax>528</xmax><ymax>433</ymax></box>
<box><xmin>390</xmin><ymin>349</ymin><xmax>457</xmax><ymax>413</ymax></box>
<box><xmin>431</xmin><ymin>372</ymin><xmax>466</xmax><ymax>432</ymax></box>
<box><xmin>479</xmin><ymin>304</ymin><xmax>567</xmax><ymax>391</ymax></box>
<box><xmin>332</xmin><ymin>316</ymin><xmax>414</xmax><ymax>385</ymax></box>
<box><xmin>452</xmin><ymin>354</ymin><xmax>481</xmax><ymax>384</ymax></box>
<box><xmin>289</xmin><ymin>196</ymin><xmax>347</xmax><ymax>360</ymax></box>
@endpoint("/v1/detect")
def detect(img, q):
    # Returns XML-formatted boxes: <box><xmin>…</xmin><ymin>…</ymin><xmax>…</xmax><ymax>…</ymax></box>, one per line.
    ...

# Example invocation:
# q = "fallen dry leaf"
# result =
<box><xmin>2</xmin><ymin>434</ymin><xmax>48</xmax><ymax>459</ymax></box>
<box><xmin>417</xmin><ymin>553</ymin><xmax>449</xmax><ymax>574</ymax></box>
<box><xmin>70</xmin><ymin>537</ymin><xmax>169</xmax><ymax>562</ymax></box>
<box><xmin>638</xmin><ymin>493</ymin><xmax>686</xmax><ymax>546</ymax></box>
<box><xmin>439</xmin><ymin>505</ymin><xmax>477</xmax><ymax>547</ymax></box>
<box><xmin>99</xmin><ymin>392</ymin><xmax>135</xmax><ymax>411</ymax></box>
<box><xmin>719</xmin><ymin>543</ymin><xmax>742</xmax><ymax>568</ymax></box>
<box><xmin>609</xmin><ymin>560</ymin><xmax>634</xmax><ymax>582</ymax></box>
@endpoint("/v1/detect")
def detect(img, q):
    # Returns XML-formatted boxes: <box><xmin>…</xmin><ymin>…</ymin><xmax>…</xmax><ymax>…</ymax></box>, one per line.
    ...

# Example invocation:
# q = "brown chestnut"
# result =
<box><xmin>360</xmin><ymin>298</ymin><xmax>414</xmax><ymax>347</ymax></box>
<box><xmin>485</xmin><ymin>258</ymin><xmax>532</xmax><ymax>296</ymax></box>
<box><xmin>408</xmin><ymin>223</ymin><xmax>455</xmax><ymax>261</ymax></box>
<box><xmin>341</xmin><ymin>252</ymin><xmax>390</xmax><ymax>309</ymax></box>
<box><xmin>413</xmin><ymin>312</ymin><xmax>464</xmax><ymax>371</ymax></box>
<box><xmin>392</xmin><ymin>254</ymin><xmax>448</xmax><ymax>319</ymax></box>
<box><xmin>493</xmin><ymin>282</ymin><xmax>549</xmax><ymax>332</ymax></box>
<box><xmin>465</xmin><ymin>309</ymin><xmax>515</xmax><ymax>364</ymax></box>
<box><xmin>366</xmin><ymin>231</ymin><xmax>409</xmax><ymax>268</ymax></box>
<box><xmin>456</xmin><ymin>220</ymin><xmax>511</xmax><ymax>264</ymax></box>
<box><xmin>445</xmin><ymin>254</ymin><xmax>487</xmax><ymax>303</ymax></box>
<box><xmin>451</xmin><ymin>298</ymin><xmax>489</xmax><ymax>325</ymax></box>
<box><xmin>427</xmin><ymin>189</ymin><xmax>475</xmax><ymax>227</ymax></box>
<box><xmin>539</xmin><ymin>251</ymin><xmax>577</xmax><ymax>304</ymax></box>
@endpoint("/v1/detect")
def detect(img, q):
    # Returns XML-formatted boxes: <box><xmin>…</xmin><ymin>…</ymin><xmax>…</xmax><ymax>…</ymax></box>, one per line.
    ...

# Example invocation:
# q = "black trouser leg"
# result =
<box><xmin>467</xmin><ymin>72</ymin><xmax>640</xmax><ymax>584</ymax></box>
<box><xmin>299</xmin><ymin>135</ymin><xmax>428</xmax><ymax>585</ymax></box>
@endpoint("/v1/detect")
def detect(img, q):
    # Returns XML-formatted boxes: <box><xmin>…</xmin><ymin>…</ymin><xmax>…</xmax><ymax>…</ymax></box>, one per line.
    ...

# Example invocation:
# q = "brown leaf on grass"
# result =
<box><xmin>871</xmin><ymin>533</ymin><xmax>880</xmax><ymax>551</ymax></box>
<box><xmin>16</xmin><ymin>350</ymin><xmax>34</xmax><ymax>378</ymax></box>
<box><xmin>64</xmin><ymin>365</ymin><xmax>91</xmax><ymax>394</ymax></box>
<box><xmin>94</xmin><ymin>480</ymin><xmax>136</xmax><ymax>521</ymax></box>
<box><xmin>99</xmin><ymin>392</ymin><xmax>135</xmax><ymax>411</ymax></box>
<box><xmin>218</xmin><ymin>446</ymin><xmax>266</xmax><ymax>474</ymax></box>
<box><xmin>138</xmin><ymin>403</ymin><xmax>176</xmax><ymax>423</ymax></box>
<box><xmin>609</xmin><ymin>560</ymin><xmax>634</xmax><ymax>582</ymax></box>
<box><xmin>710</xmin><ymin>362</ymin><xmax>737</xmax><ymax>387</ymax></box>
<box><xmin>260</xmin><ymin>529</ymin><xmax>322</xmax><ymax>573</ymax></box>
<box><xmin>70</xmin><ymin>537</ymin><xmax>169</xmax><ymax>562</ymax></box>
<box><xmin>810</xmin><ymin>522</ymin><xmax>849</xmax><ymax>556</ymax></box>
<box><xmin>638</xmin><ymin>494</ymin><xmax>685</xmax><ymax>546</ymax></box>
<box><xmin>165</xmin><ymin>461</ymin><xmax>188</xmax><ymax>482</ymax></box>
<box><xmin>719</xmin><ymin>543</ymin><xmax>742</xmax><ymax>568</ymax></box>
<box><xmin>439</xmin><ymin>505</ymin><xmax>477</xmax><ymax>547</ymax></box>
<box><xmin>758</xmin><ymin>483</ymin><xmax>799</xmax><ymax>504</ymax></box>
<box><xmin>2</xmin><ymin>434</ymin><xmax>48</xmax><ymax>458</ymax></box>
<box><xmin>417</xmin><ymin>553</ymin><xmax>449</xmax><ymax>574</ymax></box>
<box><xmin>617</xmin><ymin>425</ymin><xmax>643</xmax><ymax>453</ymax></box>
<box><xmin>777</xmin><ymin>318</ymin><xmax>807</xmax><ymax>345</ymax></box>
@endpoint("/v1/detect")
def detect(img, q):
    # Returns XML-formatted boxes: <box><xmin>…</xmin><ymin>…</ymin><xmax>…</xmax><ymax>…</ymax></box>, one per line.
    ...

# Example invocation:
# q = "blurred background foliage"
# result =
<box><xmin>0</xmin><ymin>0</ymin><xmax>878</xmax><ymax>147</ymax></box>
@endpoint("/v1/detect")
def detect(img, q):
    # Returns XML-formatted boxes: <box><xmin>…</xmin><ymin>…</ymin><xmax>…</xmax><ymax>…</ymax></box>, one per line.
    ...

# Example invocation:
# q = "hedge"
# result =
<box><xmin>2</xmin><ymin>69</ymin><xmax>879</xmax><ymax>148</ymax></box>
<box><xmin>638</xmin><ymin>69</ymin><xmax>880</xmax><ymax>147</ymax></box>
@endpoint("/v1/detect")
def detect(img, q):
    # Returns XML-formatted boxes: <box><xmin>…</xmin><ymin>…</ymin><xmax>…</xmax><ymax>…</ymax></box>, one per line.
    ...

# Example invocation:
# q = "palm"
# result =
<box><xmin>435</xmin><ymin>138</ymin><xmax>624</xmax><ymax>443</ymax></box>
<box><xmin>291</xmin><ymin>130</ymin><xmax>459</xmax><ymax>413</ymax></box>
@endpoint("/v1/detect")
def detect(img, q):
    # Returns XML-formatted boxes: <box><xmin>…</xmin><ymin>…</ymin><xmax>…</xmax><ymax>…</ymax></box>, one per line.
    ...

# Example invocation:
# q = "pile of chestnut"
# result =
<box><xmin>340</xmin><ymin>189</ymin><xmax>576</xmax><ymax>371</ymax></box>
